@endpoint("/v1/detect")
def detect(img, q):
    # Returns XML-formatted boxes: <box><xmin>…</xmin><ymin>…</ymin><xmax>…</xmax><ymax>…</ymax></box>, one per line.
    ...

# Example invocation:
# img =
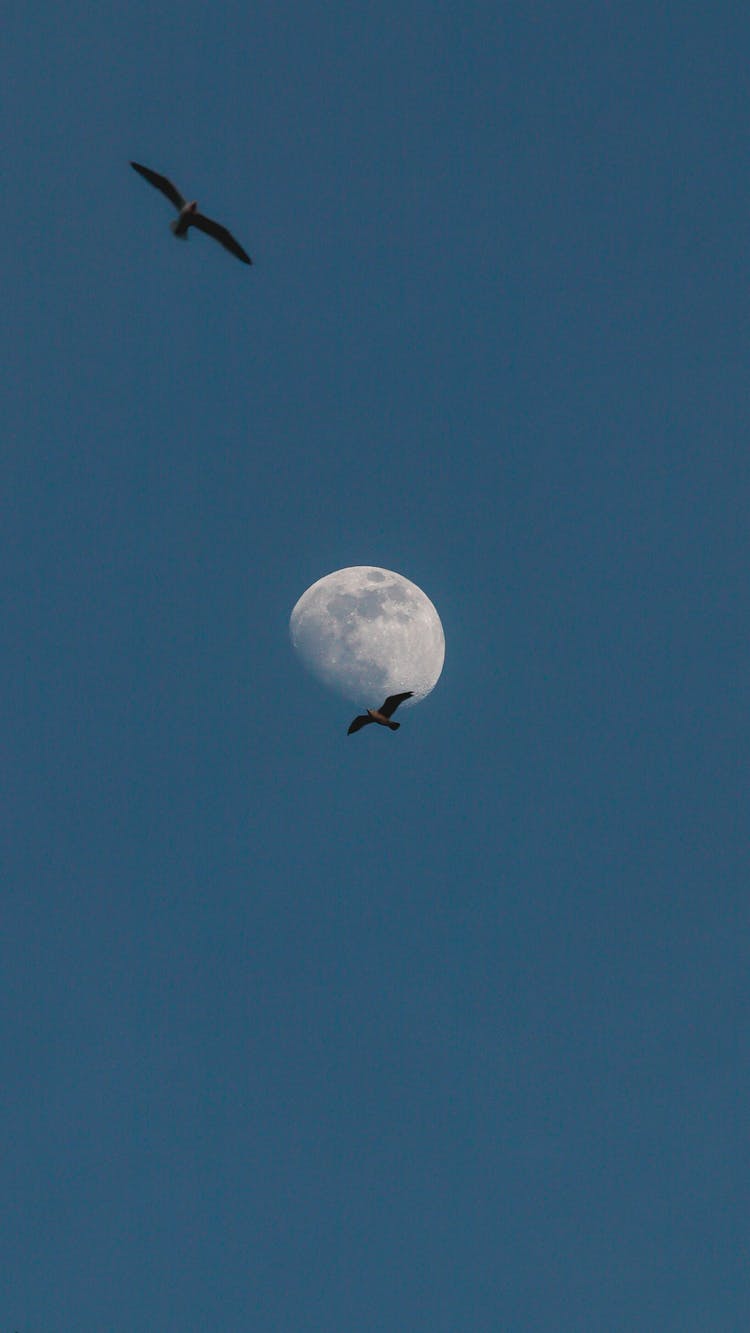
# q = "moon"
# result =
<box><xmin>289</xmin><ymin>566</ymin><xmax>445</xmax><ymax>706</ymax></box>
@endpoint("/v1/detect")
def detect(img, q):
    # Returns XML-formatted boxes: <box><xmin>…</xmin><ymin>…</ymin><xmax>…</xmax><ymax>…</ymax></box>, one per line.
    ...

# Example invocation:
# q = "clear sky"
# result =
<box><xmin>3</xmin><ymin>3</ymin><xmax>749</xmax><ymax>1329</ymax></box>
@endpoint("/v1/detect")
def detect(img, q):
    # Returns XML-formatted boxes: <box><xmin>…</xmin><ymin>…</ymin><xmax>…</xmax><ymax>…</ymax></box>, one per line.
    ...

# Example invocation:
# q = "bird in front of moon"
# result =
<box><xmin>290</xmin><ymin>567</ymin><xmax>445</xmax><ymax>729</ymax></box>
<box><xmin>130</xmin><ymin>161</ymin><xmax>252</xmax><ymax>265</ymax></box>
<box><xmin>347</xmin><ymin>691</ymin><xmax>414</xmax><ymax>735</ymax></box>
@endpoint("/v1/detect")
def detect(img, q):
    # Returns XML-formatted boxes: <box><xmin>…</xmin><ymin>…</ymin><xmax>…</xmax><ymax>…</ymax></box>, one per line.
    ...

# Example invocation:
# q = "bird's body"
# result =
<box><xmin>130</xmin><ymin>161</ymin><xmax>252</xmax><ymax>265</ymax></box>
<box><xmin>347</xmin><ymin>692</ymin><xmax>414</xmax><ymax>735</ymax></box>
<box><xmin>171</xmin><ymin>201</ymin><xmax>198</xmax><ymax>238</ymax></box>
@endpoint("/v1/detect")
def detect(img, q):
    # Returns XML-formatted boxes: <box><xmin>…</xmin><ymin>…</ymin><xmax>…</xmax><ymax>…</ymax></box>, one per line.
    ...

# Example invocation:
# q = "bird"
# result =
<box><xmin>130</xmin><ymin>161</ymin><xmax>252</xmax><ymax>265</ymax></box>
<box><xmin>347</xmin><ymin>692</ymin><xmax>414</xmax><ymax>735</ymax></box>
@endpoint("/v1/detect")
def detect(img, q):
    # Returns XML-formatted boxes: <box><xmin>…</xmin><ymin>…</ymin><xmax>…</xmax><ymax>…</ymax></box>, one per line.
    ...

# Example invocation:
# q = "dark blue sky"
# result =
<box><xmin>3</xmin><ymin>3</ymin><xmax>749</xmax><ymax>1328</ymax></box>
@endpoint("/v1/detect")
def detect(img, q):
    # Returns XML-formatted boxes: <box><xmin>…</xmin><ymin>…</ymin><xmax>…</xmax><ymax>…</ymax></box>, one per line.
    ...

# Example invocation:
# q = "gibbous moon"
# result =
<box><xmin>290</xmin><ymin>566</ymin><xmax>445</xmax><ymax>706</ymax></box>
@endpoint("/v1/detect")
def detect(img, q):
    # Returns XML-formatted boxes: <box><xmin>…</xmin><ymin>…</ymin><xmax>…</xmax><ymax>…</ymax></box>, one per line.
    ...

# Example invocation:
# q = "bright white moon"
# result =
<box><xmin>289</xmin><ymin>566</ymin><xmax>445</xmax><ymax>706</ymax></box>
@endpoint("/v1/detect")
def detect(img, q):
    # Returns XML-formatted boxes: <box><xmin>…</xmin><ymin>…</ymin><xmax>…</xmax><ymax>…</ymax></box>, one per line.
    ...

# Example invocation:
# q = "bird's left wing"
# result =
<box><xmin>347</xmin><ymin>715</ymin><xmax>372</xmax><ymax>735</ymax></box>
<box><xmin>380</xmin><ymin>692</ymin><xmax>414</xmax><ymax>718</ymax></box>
<box><xmin>130</xmin><ymin>161</ymin><xmax>186</xmax><ymax>210</ymax></box>
<box><xmin>191</xmin><ymin>212</ymin><xmax>252</xmax><ymax>264</ymax></box>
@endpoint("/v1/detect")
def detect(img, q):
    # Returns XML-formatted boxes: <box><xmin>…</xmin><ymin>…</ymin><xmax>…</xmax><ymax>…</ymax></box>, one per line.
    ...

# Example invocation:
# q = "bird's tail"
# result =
<box><xmin>388</xmin><ymin>721</ymin><xmax>400</xmax><ymax>730</ymax></box>
<box><xmin>169</xmin><ymin>220</ymin><xmax>188</xmax><ymax>239</ymax></box>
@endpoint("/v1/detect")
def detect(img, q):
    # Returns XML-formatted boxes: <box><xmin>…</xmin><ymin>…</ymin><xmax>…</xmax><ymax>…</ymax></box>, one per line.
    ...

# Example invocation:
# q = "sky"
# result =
<box><xmin>2</xmin><ymin>2</ymin><xmax>749</xmax><ymax>1328</ymax></box>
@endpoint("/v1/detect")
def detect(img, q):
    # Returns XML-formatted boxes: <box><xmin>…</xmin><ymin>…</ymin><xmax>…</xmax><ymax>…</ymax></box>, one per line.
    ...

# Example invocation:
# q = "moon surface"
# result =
<box><xmin>290</xmin><ymin>566</ymin><xmax>445</xmax><ymax>706</ymax></box>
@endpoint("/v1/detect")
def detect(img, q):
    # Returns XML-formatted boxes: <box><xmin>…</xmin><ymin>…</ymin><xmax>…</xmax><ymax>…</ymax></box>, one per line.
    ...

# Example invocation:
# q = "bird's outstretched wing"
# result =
<box><xmin>380</xmin><ymin>691</ymin><xmax>414</xmax><ymax>718</ymax></box>
<box><xmin>190</xmin><ymin>212</ymin><xmax>252</xmax><ymax>265</ymax></box>
<box><xmin>130</xmin><ymin>161</ymin><xmax>186</xmax><ymax>210</ymax></box>
<box><xmin>347</xmin><ymin>714</ymin><xmax>372</xmax><ymax>735</ymax></box>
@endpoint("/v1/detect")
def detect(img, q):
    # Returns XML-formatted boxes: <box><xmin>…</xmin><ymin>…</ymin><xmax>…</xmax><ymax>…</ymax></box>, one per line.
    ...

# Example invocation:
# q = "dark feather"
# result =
<box><xmin>190</xmin><ymin>212</ymin><xmax>252</xmax><ymax>264</ymax></box>
<box><xmin>130</xmin><ymin>161</ymin><xmax>186</xmax><ymax>210</ymax></box>
<box><xmin>380</xmin><ymin>691</ymin><xmax>413</xmax><ymax>718</ymax></box>
<box><xmin>347</xmin><ymin>715</ymin><xmax>372</xmax><ymax>735</ymax></box>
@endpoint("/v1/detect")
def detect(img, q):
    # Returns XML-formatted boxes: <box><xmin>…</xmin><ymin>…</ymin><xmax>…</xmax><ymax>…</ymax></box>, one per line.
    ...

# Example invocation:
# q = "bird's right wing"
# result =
<box><xmin>130</xmin><ymin>161</ymin><xmax>186</xmax><ymax>210</ymax></box>
<box><xmin>190</xmin><ymin>212</ymin><xmax>252</xmax><ymax>264</ymax></box>
<box><xmin>347</xmin><ymin>715</ymin><xmax>372</xmax><ymax>735</ymax></box>
<box><xmin>380</xmin><ymin>691</ymin><xmax>414</xmax><ymax>718</ymax></box>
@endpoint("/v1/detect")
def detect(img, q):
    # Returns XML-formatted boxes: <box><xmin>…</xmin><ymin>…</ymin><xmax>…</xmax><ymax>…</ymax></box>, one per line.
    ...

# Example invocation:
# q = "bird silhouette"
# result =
<box><xmin>130</xmin><ymin>161</ymin><xmax>252</xmax><ymax>265</ymax></box>
<box><xmin>347</xmin><ymin>692</ymin><xmax>414</xmax><ymax>735</ymax></box>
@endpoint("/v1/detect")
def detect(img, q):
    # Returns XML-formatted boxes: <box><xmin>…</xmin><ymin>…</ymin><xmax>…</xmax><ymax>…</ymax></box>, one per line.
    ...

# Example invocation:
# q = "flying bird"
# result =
<box><xmin>130</xmin><ymin>161</ymin><xmax>252</xmax><ymax>265</ymax></box>
<box><xmin>347</xmin><ymin>692</ymin><xmax>414</xmax><ymax>735</ymax></box>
